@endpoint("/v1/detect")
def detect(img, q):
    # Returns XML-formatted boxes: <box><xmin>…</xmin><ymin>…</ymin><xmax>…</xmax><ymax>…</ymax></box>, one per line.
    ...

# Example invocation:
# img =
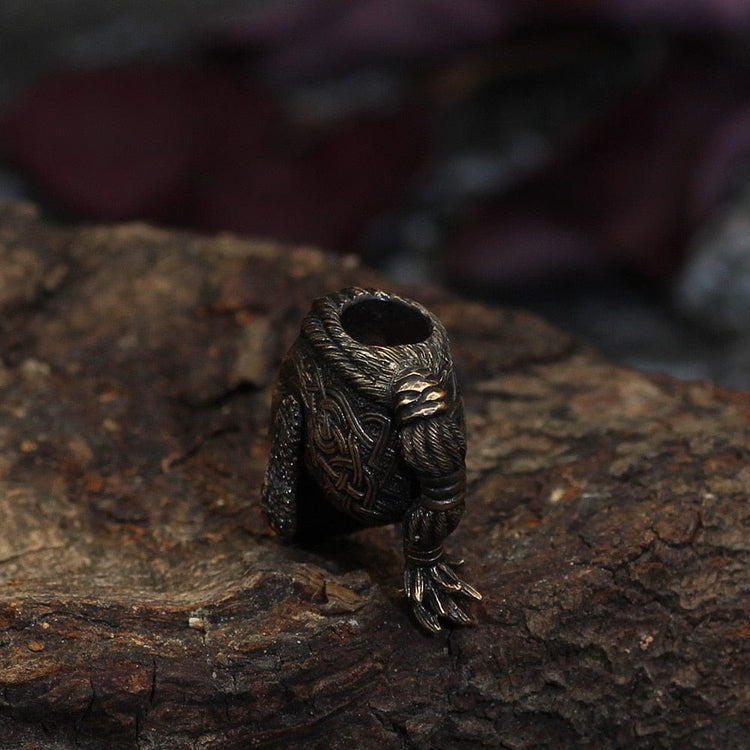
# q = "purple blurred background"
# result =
<box><xmin>1</xmin><ymin>0</ymin><xmax>750</xmax><ymax>388</ymax></box>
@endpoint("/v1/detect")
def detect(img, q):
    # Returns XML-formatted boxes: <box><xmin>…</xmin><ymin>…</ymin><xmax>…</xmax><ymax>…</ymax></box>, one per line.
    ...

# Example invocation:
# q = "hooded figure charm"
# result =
<box><xmin>261</xmin><ymin>287</ymin><xmax>481</xmax><ymax>631</ymax></box>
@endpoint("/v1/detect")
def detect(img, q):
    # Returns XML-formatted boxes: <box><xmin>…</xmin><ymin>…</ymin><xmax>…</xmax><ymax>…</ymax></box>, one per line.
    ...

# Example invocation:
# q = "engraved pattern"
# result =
<box><xmin>294</xmin><ymin>343</ymin><xmax>406</xmax><ymax>523</ymax></box>
<box><xmin>260</xmin><ymin>394</ymin><xmax>302</xmax><ymax>539</ymax></box>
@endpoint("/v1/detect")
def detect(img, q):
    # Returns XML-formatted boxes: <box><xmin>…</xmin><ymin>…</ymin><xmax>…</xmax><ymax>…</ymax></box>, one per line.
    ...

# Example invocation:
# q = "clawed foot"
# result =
<box><xmin>404</xmin><ymin>559</ymin><xmax>482</xmax><ymax>633</ymax></box>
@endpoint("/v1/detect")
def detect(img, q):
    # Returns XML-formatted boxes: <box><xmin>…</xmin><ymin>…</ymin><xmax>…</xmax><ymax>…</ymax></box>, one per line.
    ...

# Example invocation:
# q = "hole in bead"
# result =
<box><xmin>341</xmin><ymin>298</ymin><xmax>432</xmax><ymax>346</ymax></box>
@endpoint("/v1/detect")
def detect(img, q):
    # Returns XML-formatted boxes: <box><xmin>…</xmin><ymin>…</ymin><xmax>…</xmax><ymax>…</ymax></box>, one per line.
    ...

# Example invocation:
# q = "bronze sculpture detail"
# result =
<box><xmin>261</xmin><ymin>287</ymin><xmax>481</xmax><ymax>631</ymax></box>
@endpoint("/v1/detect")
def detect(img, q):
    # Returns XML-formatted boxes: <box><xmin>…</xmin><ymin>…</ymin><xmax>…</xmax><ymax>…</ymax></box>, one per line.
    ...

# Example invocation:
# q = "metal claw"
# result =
<box><xmin>413</xmin><ymin>601</ymin><xmax>442</xmax><ymax>633</ymax></box>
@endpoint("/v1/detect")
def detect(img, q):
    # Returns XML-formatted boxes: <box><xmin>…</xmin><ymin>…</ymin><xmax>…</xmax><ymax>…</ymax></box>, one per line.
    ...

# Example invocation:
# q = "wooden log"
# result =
<box><xmin>0</xmin><ymin>203</ymin><xmax>747</xmax><ymax>748</ymax></box>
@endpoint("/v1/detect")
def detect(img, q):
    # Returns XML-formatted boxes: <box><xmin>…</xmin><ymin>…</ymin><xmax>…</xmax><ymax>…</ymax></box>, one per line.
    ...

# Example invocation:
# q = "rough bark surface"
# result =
<box><xmin>0</xmin><ymin>202</ymin><xmax>748</xmax><ymax>749</ymax></box>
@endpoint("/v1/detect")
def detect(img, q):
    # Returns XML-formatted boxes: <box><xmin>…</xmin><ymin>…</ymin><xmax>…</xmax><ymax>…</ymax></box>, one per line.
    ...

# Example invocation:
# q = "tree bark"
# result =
<box><xmin>0</xmin><ymin>203</ymin><xmax>747</xmax><ymax>749</ymax></box>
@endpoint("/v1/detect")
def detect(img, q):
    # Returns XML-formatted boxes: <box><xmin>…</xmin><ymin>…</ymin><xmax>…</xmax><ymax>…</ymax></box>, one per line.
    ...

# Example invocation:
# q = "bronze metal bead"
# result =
<box><xmin>261</xmin><ymin>287</ymin><xmax>481</xmax><ymax>632</ymax></box>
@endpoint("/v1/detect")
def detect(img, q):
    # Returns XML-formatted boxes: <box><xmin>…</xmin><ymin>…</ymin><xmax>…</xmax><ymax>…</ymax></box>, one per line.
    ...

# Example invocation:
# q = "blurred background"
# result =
<box><xmin>1</xmin><ymin>0</ymin><xmax>750</xmax><ymax>389</ymax></box>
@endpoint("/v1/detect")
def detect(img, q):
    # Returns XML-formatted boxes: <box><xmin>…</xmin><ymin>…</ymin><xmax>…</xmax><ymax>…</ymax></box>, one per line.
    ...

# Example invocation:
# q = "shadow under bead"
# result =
<box><xmin>261</xmin><ymin>287</ymin><xmax>481</xmax><ymax>632</ymax></box>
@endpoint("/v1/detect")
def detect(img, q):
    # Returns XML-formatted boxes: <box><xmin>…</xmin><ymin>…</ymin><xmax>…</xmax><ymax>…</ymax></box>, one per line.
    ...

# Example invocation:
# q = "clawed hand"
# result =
<box><xmin>404</xmin><ymin>558</ymin><xmax>482</xmax><ymax>632</ymax></box>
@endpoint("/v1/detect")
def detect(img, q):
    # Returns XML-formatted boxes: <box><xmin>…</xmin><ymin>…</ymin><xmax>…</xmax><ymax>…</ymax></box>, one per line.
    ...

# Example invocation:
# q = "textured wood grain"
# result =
<box><xmin>0</xmin><ymin>203</ymin><xmax>748</xmax><ymax>749</ymax></box>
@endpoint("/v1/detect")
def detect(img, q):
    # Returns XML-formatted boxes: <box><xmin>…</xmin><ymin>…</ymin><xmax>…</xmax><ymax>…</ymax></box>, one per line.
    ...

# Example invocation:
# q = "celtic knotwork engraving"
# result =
<box><xmin>298</xmin><ymin>353</ymin><xmax>394</xmax><ymax>516</ymax></box>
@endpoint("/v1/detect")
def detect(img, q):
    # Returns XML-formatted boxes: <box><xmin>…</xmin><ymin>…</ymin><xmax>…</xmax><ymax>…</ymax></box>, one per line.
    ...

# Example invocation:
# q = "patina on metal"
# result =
<box><xmin>261</xmin><ymin>287</ymin><xmax>482</xmax><ymax>632</ymax></box>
